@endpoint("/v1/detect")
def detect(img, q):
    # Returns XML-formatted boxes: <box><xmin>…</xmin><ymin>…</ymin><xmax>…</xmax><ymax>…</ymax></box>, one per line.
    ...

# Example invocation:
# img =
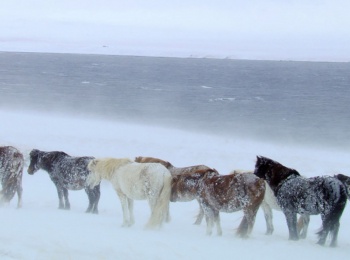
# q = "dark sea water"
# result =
<box><xmin>1</xmin><ymin>52</ymin><xmax>349</xmax><ymax>149</ymax></box>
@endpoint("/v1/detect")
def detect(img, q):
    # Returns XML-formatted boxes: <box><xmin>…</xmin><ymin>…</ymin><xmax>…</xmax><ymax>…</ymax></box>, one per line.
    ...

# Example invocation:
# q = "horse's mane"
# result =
<box><xmin>257</xmin><ymin>156</ymin><xmax>300</xmax><ymax>176</ymax></box>
<box><xmin>135</xmin><ymin>156</ymin><xmax>174</xmax><ymax>169</ymax></box>
<box><xmin>91</xmin><ymin>158</ymin><xmax>133</xmax><ymax>179</ymax></box>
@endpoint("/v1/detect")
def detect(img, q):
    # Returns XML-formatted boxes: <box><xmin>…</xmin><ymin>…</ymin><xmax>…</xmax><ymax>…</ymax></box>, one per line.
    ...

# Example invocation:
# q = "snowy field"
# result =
<box><xmin>1</xmin><ymin>110</ymin><xmax>350</xmax><ymax>259</ymax></box>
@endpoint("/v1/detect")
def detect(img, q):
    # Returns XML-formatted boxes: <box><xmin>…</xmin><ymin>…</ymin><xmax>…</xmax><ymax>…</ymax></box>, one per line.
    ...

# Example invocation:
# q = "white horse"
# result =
<box><xmin>87</xmin><ymin>158</ymin><xmax>172</xmax><ymax>229</ymax></box>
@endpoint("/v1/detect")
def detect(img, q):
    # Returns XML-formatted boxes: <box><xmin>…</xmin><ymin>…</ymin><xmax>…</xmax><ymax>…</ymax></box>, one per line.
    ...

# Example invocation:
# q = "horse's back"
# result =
<box><xmin>0</xmin><ymin>146</ymin><xmax>24</xmax><ymax>176</ymax></box>
<box><xmin>115</xmin><ymin>162</ymin><xmax>171</xmax><ymax>199</ymax></box>
<box><xmin>277</xmin><ymin>175</ymin><xmax>347</xmax><ymax>215</ymax></box>
<box><xmin>201</xmin><ymin>171</ymin><xmax>265</xmax><ymax>212</ymax></box>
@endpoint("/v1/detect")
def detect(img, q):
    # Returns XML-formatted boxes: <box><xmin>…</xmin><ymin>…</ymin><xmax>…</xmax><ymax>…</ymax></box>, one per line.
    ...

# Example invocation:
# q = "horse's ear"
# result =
<box><xmin>30</xmin><ymin>149</ymin><xmax>39</xmax><ymax>157</ymax></box>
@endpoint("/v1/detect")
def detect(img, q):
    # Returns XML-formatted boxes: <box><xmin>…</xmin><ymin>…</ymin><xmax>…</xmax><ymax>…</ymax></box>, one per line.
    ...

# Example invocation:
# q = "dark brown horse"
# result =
<box><xmin>0</xmin><ymin>146</ymin><xmax>24</xmax><ymax>208</ymax></box>
<box><xmin>254</xmin><ymin>156</ymin><xmax>347</xmax><ymax>247</ymax></box>
<box><xmin>27</xmin><ymin>149</ymin><xmax>100</xmax><ymax>213</ymax></box>
<box><xmin>135</xmin><ymin>156</ymin><xmax>215</xmax><ymax>224</ymax></box>
<box><xmin>198</xmin><ymin>170</ymin><xmax>265</xmax><ymax>237</ymax></box>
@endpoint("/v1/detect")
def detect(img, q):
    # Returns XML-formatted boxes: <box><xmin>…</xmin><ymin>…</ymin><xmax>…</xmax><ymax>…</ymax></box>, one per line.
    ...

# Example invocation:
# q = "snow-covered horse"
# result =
<box><xmin>198</xmin><ymin>170</ymin><xmax>265</xmax><ymax>237</ymax></box>
<box><xmin>0</xmin><ymin>146</ymin><xmax>24</xmax><ymax>208</ymax></box>
<box><xmin>135</xmin><ymin>156</ymin><xmax>214</xmax><ymax>224</ymax></box>
<box><xmin>87</xmin><ymin>158</ymin><xmax>172</xmax><ymax>229</ymax></box>
<box><xmin>254</xmin><ymin>156</ymin><xmax>347</xmax><ymax>247</ymax></box>
<box><xmin>27</xmin><ymin>149</ymin><xmax>100</xmax><ymax>213</ymax></box>
<box><xmin>234</xmin><ymin>170</ymin><xmax>310</xmax><ymax>237</ymax></box>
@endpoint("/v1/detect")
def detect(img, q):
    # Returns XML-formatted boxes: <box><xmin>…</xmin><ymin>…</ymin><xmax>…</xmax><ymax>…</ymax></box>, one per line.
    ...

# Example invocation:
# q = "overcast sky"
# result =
<box><xmin>1</xmin><ymin>0</ymin><xmax>350</xmax><ymax>61</ymax></box>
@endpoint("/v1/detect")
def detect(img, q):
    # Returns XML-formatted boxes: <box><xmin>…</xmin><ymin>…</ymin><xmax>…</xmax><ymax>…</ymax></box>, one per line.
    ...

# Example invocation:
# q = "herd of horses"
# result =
<box><xmin>1</xmin><ymin>145</ymin><xmax>349</xmax><ymax>247</ymax></box>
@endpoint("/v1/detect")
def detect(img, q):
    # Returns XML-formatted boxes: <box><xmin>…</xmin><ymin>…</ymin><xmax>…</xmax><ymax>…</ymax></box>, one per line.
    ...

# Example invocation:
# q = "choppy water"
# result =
<box><xmin>1</xmin><ymin>52</ymin><xmax>349</xmax><ymax>149</ymax></box>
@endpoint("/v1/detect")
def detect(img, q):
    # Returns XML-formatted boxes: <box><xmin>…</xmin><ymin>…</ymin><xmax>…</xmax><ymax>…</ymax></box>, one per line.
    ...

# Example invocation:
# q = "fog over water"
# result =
<box><xmin>1</xmin><ymin>52</ymin><xmax>349</xmax><ymax>149</ymax></box>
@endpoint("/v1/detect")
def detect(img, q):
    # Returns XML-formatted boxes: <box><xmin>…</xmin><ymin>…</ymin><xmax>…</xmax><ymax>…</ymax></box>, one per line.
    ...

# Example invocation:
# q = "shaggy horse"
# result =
<box><xmin>87</xmin><ymin>158</ymin><xmax>172</xmax><ymax>229</ymax></box>
<box><xmin>198</xmin><ymin>170</ymin><xmax>265</xmax><ymax>237</ymax></box>
<box><xmin>233</xmin><ymin>171</ymin><xmax>309</xmax><ymax>237</ymax></box>
<box><xmin>27</xmin><ymin>149</ymin><xmax>100</xmax><ymax>213</ymax></box>
<box><xmin>254</xmin><ymin>156</ymin><xmax>347</xmax><ymax>247</ymax></box>
<box><xmin>135</xmin><ymin>156</ymin><xmax>214</xmax><ymax>224</ymax></box>
<box><xmin>0</xmin><ymin>146</ymin><xmax>24</xmax><ymax>208</ymax></box>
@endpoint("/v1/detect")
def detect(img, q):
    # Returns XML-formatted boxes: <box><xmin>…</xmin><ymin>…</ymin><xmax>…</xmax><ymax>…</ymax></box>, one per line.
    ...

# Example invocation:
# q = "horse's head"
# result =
<box><xmin>253</xmin><ymin>156</ymin><xmax>270</xmax><ymax>180</ymax></box>
<box><xmin>27</xmin><ymin>149</ymin><xmax>41</xmax><ymax>175</ymax></box>
<box><xmin>254</xmin><ymin>156</ymin><xmax>300</xmax><ymax>191</ymax></box>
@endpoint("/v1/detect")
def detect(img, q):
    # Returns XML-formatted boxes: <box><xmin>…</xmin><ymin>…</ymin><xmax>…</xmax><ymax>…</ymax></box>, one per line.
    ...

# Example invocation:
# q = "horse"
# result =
<box><xmin>254</xmin><ymin>156</ymin><xmax>347</xmax><ymax>247</ymax></box>
<box><xmin>198</xmin><ymin>170</ymin><xmax>265</xmax><ymax>237</ymax></box>
<box><xmin>234</xmin><ymin>170</ymin><xmax>311</xmax><ymax>237</ymax></box>
<box><xmin>87</xmin><ymin>158</ymin><xmax>172</xmax><ymax>229</ymax></box>
<box><xmin>0</xmin><ymin>146</ymin><xmax>24</xmax><ymax>208</ymax></box>
<box><xmin>27</xmin><ymin>149</ymin><xmax>100</xmax><ymax>213</ymax></box>
<box><xmin>135</xmin><ymin>156</ymin><xmax>214</xmax><ymax>224</ymax></box>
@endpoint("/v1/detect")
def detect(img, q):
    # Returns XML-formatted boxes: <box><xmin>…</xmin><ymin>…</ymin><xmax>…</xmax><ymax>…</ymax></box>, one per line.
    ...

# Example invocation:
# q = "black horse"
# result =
<box><xmin>27</xmin><ymin>149</ymin><xmax>100</xmax><ymax>213</ymax></box>
<box><xmin>254</xmin><ymin>156</ymin><xmax>347</xmax><ymax>247</ymax></box>
<box><xmin>0</xmin><ymin>146</ymin><xmax>24</xmax><ymax>208</ymax></box>
<box><xmin>335</xmin><ymin>173</ymin><xmax>350</xmax><ymax>200</ymax></box>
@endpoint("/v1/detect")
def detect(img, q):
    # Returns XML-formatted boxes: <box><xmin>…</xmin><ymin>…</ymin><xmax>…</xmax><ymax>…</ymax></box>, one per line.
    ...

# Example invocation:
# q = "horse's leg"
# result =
<box><xmin>317</xmin><ymin>214</ymin><xmax>329</xmax><ymax>246</ymax></box>
<box><xmin>284</xmin><ymin>211</ymin><xmax>299</xmax><ymax>241</ymax></box>
<box><xmin>205</xmin><ymin>214</ymin><xmax>214</xmax><ymax>236</ymax></box>
<box><xmin>297</xmin><ymin>214</ymin><xmax>310</xmax><ymax>239</ymax></box>
<box><xmin>85</xmin><ymin>185</ymin><xmax>100</xmax><ymax>214</ymax></box>
<box><xmin>84</xmin><ymin>188</ymin><xmax>93</xmax><ymax>213</ymax></box>
<box><xmin>194</xmin><ymin>201</ymin><xmax>204</xmax><ymax>225</ymax></box>
<box><xmin>92</xmin><ymin>184</ymin><xmax>100</xmax><ymax>214</ymax></box>
<box><xmin>261</xmin><ymin>200</ymin><xmax>274</xmax><ymax>235</ymax></box>
<box><xmin>245</xmin><ymin>205</ymin><xmax>259</xmax><ymax>237</ymax></box>
<box><xmin>330</xmin><ymin>222</ymin><xmax>340</xmax><ymax>247</ymax></box>
<box><xmin>16</xmin><ymin>182</ymin><xmax>23</xmax><ymax>209</ymax></box>
<box><xmin>55</xmin><ymin>184</ymin><xmax>65</xmax><ymax>209</ymax></box>
<box><xmin>214</xmin><ymin>211</ymin><xmax>222</xmax><ymax>236</ymax></box>
<box><xmin>116</xmin><ymin>189</ymin><xmax>130</xmax><ymax>227</ymax></box>
<box><xmin>63</xmin><ymin>187</ymin><xmax>70</xmax><ymax>210</ymax></box>
<box><xmin>128</xmin><ymin>198</ymin><xmax>135</xmax><ymax>226</ymax></box>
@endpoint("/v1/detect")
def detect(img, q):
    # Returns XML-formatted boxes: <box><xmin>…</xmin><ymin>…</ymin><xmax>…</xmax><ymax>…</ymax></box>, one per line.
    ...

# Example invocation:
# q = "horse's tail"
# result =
<box><xmin>146</xmin><ymin>170</ymin><xmax>172</xmax><ymax>229</ymax></box>
<box><xmin>316</xmin><ymin>180</ymin><xmax>347</xmax><ymax>244</ymax></box>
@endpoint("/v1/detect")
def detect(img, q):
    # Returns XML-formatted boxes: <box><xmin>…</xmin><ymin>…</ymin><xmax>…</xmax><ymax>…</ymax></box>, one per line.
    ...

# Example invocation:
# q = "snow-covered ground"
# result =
<box><xmin>1</xmin><ymin>0</ymin><xmax>350</xmax><ymax>61</ymax></box>
<box><xmin>1</xmin><ymin>110</ymin><xmax>350</xmax><ymax>259</ymax></box>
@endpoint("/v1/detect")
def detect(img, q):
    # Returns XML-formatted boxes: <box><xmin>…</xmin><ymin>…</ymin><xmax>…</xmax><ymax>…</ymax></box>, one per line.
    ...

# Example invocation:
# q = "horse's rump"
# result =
<box><xmin>200</xmin><ymin>171</ymin><xmax>265</xmax><ymax>212</ymax></box>
<box><xmin>0</xmin><ymin>146</ymin><xmax>24</xmax><ymax>204</ymax></box>
<box><xmin>171</xmin><ymin>169</ymin><xmax>218</xmax><ymax>202</ymax></box>
<box><xmin>114</xmin><ymin>163</ymin><xmax>170</xmax><ymax>200</ymax></box>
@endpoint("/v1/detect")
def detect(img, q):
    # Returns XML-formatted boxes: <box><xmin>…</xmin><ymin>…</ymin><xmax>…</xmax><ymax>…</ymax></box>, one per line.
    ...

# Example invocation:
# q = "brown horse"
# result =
<box><xmin>0</xmin><ymin>146</ymin><xmax>24</xmax><ymax>208</ymax></box>
<box><xmin>198</xmin><ymin>170</ymin><xmax>265</xmax><ymax>237</ymax></box>
<box><xmin>135</xmin><ymin>156</ymin><xmax>215</xmax><ymax>224</ymax></box>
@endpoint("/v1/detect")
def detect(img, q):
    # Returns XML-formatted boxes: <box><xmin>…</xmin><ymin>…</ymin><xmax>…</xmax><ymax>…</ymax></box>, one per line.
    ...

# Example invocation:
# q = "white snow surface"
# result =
<box><xmin>1</xmin><ymin>0</ymin><xmax>350</xmax><ymax>61</ymax></box>
<box><xmin>1</xmin><ymin>110</ymin><xmax>350</xmax><ymax>259</ymax></box>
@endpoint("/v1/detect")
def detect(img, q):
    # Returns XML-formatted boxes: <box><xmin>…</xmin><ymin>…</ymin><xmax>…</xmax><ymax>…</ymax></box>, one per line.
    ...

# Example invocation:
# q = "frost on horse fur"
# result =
<box><xmin>0</xmin><ymin>146</ymin><xmax>24</xmax><ymax>208</ymax></box>
<box><xmin>135</xmin><ymin>156</ymin><xmax>215</xmax><ymax>224</ymax></box>
<box><xmin>198</xmin><ymin>170</ymin><xmax>265</xmax><ymax>237</ymax></box>
<box><xmin>87</xmin><ymin>158</ymin><xmax>172</xmax><ymax>229</ymax></box>
<box><xmin>254</xmin><ymin>156</ymin><xmax>347</xmax><ymax>247</ymax></box>
<box><xmin>27</xmin><ymin>149</ymin><xmax>100</xmax><ymax>213</ymax></box>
